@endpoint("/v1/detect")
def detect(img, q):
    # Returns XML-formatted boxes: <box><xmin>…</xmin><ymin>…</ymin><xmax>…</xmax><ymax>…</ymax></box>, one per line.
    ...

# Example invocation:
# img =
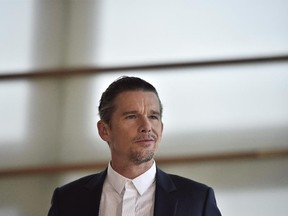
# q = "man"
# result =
<box><xmin>48</xmin><ymin>76</ymin><xmax>221</xmax><ymax>216</ymax></box>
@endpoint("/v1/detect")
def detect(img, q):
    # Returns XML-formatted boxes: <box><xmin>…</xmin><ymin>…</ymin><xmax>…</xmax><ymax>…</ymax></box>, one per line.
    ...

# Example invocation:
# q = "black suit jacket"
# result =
<box><xmin>48</xmin><ymin>168</ymin><xmax>221</xmax><ymax>216</ymax></box>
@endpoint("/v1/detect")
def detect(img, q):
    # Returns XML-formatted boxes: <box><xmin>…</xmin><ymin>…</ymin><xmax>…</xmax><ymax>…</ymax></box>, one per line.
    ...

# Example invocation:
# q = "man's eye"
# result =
<box><xmin>126</xmin><ymin>115</ymin><xmax>136</xmax><ymax>119</ymax></box>
<box><xmin>150</xmin><ymin>115</ymin><xmax>159</xmax><ymax>120</ymax></box>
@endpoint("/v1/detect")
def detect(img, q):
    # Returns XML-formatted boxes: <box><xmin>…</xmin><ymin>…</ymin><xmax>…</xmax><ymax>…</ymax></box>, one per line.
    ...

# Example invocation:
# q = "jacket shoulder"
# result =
<box><xmin>157</xmin><ymin>168</ymin><xmax>209</xmax><ymax>192</ymax></box>
<box><xmin>169</xmin><ymin>173</ymin><xmax>209</xmax><ymax>191</ymax></box>
<box><xmin>57</xmin><ymin>170</ymin><xmax>107</xmax><ymax>195</ymax></box>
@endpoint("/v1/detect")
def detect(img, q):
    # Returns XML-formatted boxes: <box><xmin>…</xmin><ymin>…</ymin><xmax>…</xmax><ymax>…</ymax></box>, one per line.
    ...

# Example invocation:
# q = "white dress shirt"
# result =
<box><xmin>99</xmin><ymin>161</ymin><xmax>156</xmax><ymax>216</ymax></box>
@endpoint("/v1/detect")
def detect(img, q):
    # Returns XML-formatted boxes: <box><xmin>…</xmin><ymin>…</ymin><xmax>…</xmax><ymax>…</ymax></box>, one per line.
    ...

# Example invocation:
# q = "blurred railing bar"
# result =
<box><xmin>0</xmin><ymin>54</ymin><xmax>288</xmax><ymax>80</ymax></box>
<box><xmin>0</xmin><ymin>148</ymin><xmax>287</xmax><ymax>178</ymax></box>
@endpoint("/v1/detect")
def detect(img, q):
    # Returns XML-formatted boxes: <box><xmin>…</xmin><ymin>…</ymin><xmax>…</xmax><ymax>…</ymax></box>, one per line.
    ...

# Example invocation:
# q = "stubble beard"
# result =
<box><xmin>130</xmin><ymin>133</ymin><xmax>160</xmax><ymax>165</ymax></box>
<box><xmin>129</xmin><ymin>149</ymin><xmax>155</xmax><ymax>165</ymax></box>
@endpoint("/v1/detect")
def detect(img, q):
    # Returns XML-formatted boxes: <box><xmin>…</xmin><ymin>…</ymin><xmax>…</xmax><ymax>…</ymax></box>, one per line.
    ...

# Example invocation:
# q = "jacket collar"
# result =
<box><xmin>85</xmin><ymin>169</ymin><xmax>107</xmax><ymax>191</ymax></box>
<box><xmin>84</xmin><ymin>169</ymin><xmax>107</xmax><ymax>216</ymax></box>
<box><xmin>154</xmin><ymin>168</ymin><xmax>178</xmax><ymax>216</ymax></box>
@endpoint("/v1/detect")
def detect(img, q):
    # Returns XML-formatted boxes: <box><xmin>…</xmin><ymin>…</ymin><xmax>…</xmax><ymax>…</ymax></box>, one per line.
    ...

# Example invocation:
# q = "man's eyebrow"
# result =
<box><xmin>150</xmin><ymin>110</ymin><xmax>161</xmax><ymax>116</ymax></box>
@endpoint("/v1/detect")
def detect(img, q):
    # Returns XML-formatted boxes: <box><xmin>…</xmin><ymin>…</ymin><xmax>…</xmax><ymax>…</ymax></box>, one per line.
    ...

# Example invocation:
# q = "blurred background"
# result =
<box><xmin>1</xmin><ymin>0</ymin><xmax>288</xmax><ymax>215</ymax></box>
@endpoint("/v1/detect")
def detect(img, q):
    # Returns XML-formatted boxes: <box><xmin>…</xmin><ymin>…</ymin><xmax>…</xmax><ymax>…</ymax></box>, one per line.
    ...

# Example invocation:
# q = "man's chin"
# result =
<box><xmin>130</xmin><ymin>151</ymin><xmax>154</xmax><ymax>165</ymax></box>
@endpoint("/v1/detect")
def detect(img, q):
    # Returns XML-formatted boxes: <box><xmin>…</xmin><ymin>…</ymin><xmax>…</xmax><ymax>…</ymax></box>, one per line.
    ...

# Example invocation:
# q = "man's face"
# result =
<box><xmin>99</xmin><ymin>91</ymin><xmax>163</xmax><ymax>165</ymax></box>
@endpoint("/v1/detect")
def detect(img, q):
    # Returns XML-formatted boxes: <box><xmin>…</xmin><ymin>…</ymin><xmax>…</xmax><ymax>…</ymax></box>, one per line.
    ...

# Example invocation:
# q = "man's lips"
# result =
<box><xmin>134</xmin><ymin>136</ymin><xmax>155</xmax><ymax>145</ymax></box>
<box><xmin>136</xmin><ymin>139</ymin><xmax>154</xmax><ymax>143</ymax></box>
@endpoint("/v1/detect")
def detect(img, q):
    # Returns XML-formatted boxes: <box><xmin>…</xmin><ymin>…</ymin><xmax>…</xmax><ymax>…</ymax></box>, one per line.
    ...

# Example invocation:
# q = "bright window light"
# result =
<box><xmin>96</xmin><ymin>0</ymin><xmax>288</xmax><ymax>66</ymax></box>
<box><xmin>0</xmin><ymin>0</ymin><xmax>34</xmax><ymax>72</ymax></box>
<box><xmin>0</xmin><ymin>81</ymin><xmax>30</xmax><ymax>145</ymax></box>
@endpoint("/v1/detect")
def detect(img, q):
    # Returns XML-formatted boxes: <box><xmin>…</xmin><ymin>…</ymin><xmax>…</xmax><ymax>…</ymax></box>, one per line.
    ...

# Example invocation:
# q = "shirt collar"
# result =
<box><xmin>107</xmin><ymin>161</ymin><xmax>156</xmax><ymax>196</ymax></box>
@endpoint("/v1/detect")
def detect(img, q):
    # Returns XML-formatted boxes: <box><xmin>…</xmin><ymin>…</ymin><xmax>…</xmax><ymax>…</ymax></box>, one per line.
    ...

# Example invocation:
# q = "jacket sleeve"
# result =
<box><xmin>203</xmin><ymin>187</ymin><xmax>222</xmax><ymax>216</ymax></box>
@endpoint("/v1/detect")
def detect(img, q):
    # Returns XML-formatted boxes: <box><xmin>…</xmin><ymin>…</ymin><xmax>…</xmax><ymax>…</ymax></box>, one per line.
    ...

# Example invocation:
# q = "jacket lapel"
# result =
<box><xmin>154</xmin><ymin>168</ymin><xmax>178</xmax><ymax>216</ymax></box>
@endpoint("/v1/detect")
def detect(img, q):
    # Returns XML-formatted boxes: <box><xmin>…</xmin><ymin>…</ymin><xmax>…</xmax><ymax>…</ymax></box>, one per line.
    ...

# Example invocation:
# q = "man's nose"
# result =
<box><xmin>139</xmin><ymin>117</ymin><xmax>152</xmax><ymax>133</ymax></box>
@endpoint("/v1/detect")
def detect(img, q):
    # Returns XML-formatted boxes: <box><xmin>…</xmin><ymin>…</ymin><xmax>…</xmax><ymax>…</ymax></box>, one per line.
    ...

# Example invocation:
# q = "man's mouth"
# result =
<box><xmin>134</xmin><ymin>136</ymin><xmax>155</xmax><ymax>146</ymax></box>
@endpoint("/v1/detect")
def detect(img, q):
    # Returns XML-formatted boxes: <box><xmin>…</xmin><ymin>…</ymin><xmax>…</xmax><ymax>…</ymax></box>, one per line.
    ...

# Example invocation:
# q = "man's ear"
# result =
<box><xmin>97</xmin><ymin>120</ymin><xmax>111</xmax><ymax>142</ymax></box>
